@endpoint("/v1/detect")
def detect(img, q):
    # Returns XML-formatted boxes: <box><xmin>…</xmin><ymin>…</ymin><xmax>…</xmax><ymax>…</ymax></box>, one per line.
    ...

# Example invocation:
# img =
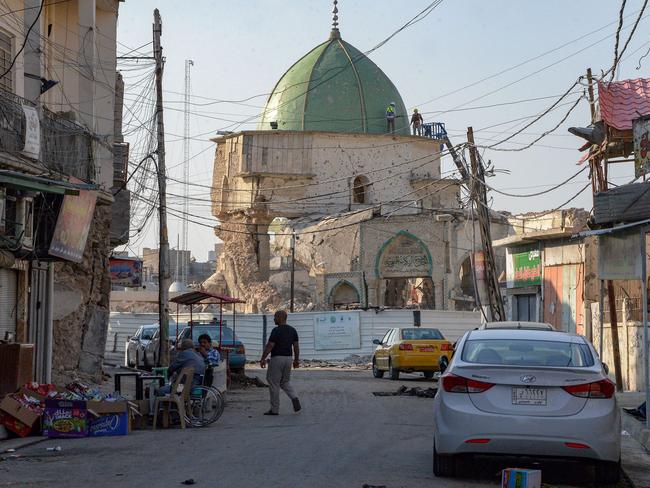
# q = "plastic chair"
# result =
<box><xmin>153</xmin><ymin>367</ymin><xmax>194</xmax><ymax>429</ymax></box>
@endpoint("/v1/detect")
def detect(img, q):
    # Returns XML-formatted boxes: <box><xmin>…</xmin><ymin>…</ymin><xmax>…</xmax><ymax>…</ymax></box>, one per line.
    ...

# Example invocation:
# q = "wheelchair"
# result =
<box><xmin>185</xmin><ymin>365</ymin><xmax>226</xmax><ymax>427</ymax></box>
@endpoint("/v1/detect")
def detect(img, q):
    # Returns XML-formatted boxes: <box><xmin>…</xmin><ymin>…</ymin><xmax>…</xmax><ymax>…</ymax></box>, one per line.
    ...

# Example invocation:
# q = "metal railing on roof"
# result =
<box><xmin>0</xmin><ymin>88</ymin><xmax>94</xmax><ymax>182</ymax></box>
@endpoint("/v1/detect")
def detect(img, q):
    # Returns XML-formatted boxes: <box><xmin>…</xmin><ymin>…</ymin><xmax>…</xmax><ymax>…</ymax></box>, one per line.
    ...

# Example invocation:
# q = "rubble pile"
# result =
<box><xmin>230</xmin><ymin>372</ymin><xmax>268</xmax><ymax>389</ymax></box>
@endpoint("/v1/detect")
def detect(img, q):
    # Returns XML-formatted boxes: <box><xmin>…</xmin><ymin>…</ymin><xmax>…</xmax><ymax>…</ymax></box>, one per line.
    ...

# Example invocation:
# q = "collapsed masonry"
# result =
<box><xmin>52</xmin><ymin>205</ymin><xmax>112</xmax><ymax>384</ymax></box>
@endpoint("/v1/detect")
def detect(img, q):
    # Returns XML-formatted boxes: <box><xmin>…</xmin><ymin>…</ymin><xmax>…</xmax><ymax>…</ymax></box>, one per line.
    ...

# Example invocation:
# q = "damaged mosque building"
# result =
<box><xmin>204</xmin><ymin>19</ymin><xmax>510</xmax><ymax>313</ymax></box>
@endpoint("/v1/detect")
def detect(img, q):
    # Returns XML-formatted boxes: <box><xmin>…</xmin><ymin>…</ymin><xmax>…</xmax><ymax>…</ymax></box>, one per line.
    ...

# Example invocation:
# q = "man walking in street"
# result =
<box><xmin>260</xmin><ymin>310</ymin><xmax>301</xmax><ymax>415</ymax></box>
<box><xmin>386</xmin><ymin>102</ymin><xmax>396</xmax><ymax>134</ymax></box>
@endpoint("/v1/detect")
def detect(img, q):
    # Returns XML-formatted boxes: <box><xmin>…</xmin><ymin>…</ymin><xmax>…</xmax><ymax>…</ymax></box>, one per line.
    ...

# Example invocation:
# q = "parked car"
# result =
<box><xmin>478</xmin><ymin>321</ymin><xmax>554</xmax><ymax>331</ymax></box>
<box><xmin>432</xmin><ymin>327</ymin><xmax>620</xmax><ymax>484</ymax></box>
<box><xmin>176</xmin><ymin>325</ymin><xmax>246</xmax><ymax>372</ymax></box>
<box><xmin>125</xmin><ymin>324</ymin><xmax>158</xmax><ymax>368</ymax></box>
<box><xmin>372</xmin><ymin>327</ymin><xmax>453</xmax><ymax>380</ymax></box>
<box><xmin>125</xmin><ymin>323</ymin><xmax>180</xmax><ymax>369</ymax></box>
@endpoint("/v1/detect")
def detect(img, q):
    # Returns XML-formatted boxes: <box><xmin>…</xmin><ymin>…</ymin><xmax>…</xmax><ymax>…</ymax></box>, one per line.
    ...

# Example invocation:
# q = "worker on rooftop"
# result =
<box><xmin>386</xmin><ymin>102</ymin><xmax>397</xmax><ymax>134</ymax></box>
<box><xmin>410</xmin><ymin>108</ymin><xmax>423</xmax><ymax>136</ymax></box>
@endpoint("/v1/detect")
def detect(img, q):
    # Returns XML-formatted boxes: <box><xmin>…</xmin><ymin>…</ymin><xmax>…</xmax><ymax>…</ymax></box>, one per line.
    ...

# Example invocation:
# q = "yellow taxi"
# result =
<box><xmin>372</xmin><ymin>327</ymin><xmax>453</xmax><ymax>380</ymax></box>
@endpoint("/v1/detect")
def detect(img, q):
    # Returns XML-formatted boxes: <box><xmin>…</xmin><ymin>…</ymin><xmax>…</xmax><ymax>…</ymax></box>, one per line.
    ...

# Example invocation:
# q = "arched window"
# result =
<box><xmin>352</xmin><ymin>175</ymin><xmax>370</xmax><ymax>204</ymax></box>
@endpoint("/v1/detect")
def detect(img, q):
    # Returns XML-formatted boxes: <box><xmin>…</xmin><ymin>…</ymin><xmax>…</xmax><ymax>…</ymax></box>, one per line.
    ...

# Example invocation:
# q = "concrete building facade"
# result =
<box><xmin>0</xmin><ymin>0</ymin><xmax>127</xmax><ymax>383</ymax></box>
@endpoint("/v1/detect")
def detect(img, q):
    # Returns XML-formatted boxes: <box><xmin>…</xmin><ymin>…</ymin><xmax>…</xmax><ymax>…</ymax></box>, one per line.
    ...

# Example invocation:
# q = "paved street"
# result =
<box><xmin>0</xmin><ymin>369</ymin><xmax>637</xmax><ymax>488</ymax></box>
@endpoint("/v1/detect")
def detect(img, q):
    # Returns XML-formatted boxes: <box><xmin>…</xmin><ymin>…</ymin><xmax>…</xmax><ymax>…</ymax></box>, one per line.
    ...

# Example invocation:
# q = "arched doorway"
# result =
<box><xmin>375</xmin><ymin>232</ymin><xmax>435</xmax><ymax>309</ymax></box>
<box><xmin>352</xmin><ymin>175</ymin><xmax>370</xmax><ymax>204</ymax></box>
<box><xmin>329</xmin><ymin>280</ymin><xmax>361</xmax><ymax>309</ymax></box>
<box><xmin>457</xmin><ymin>254</ymin><xmax>476</xmax><ymax>311</ymax></box>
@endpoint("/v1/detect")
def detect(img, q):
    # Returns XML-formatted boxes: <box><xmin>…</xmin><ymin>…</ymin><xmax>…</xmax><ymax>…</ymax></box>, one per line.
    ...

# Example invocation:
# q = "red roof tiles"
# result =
<box><xmin>598</xmin><ymin>78</ymin><xmax>650</xmax><ymax>131</ymax></box>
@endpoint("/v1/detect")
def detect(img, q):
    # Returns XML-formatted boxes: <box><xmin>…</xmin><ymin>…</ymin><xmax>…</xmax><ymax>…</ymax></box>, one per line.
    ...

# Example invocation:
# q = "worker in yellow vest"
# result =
<box><xmin>386</xmin><ymin>102</ymin><xmax>396</xmax><ymax>134</ymax></box>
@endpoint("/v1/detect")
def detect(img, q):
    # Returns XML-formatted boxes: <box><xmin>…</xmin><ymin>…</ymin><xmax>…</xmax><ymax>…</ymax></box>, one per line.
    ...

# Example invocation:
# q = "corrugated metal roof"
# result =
<box><xmin>593</xmin><ymin>182</ymin><xmax>650</xmax><ymax>224</ymax></box>
<box><xmin>598</xmin><ymin>78</ymin><xmax>650</xmax><ymax>131</ymax></box>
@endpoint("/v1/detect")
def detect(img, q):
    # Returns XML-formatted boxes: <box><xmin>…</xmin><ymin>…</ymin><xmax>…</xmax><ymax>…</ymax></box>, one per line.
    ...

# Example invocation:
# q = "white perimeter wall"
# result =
<box><xmin>105</xmin><ymin>310</ymin><xmax>480</xmax><ymax>365</ymax></box>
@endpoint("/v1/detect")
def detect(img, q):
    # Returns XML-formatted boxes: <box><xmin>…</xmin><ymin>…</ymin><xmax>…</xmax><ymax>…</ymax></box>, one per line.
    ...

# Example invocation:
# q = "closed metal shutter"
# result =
<box><xmin>0</xmin><ymin>267</ymin><xmax>17</xmax><ymax>341</ymax></box>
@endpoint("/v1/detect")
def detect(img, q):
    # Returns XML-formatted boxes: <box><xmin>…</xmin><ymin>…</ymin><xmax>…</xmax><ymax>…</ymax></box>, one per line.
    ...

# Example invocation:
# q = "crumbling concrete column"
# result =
<box><xmin>256</xmin><ymin>223</ymin><xmax>271</xmax><ymax>281</ymax></box>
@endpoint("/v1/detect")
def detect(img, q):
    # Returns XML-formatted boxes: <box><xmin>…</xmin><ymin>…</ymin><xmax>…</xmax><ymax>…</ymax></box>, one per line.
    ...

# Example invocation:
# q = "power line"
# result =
<box><xmin>0</xmin><ymin>0</ymin><xmax>44</xmax><ymax>80</ymax></box>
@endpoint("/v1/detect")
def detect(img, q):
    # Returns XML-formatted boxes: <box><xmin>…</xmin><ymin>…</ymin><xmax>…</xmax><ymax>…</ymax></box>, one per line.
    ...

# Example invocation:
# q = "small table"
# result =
<box><xmin>114</xmin><ymin>371</ymin><xmax>141</xmax><ymax>396</ymax></box>
<box><xmin>136</xmin><ymin>375</ymin><xmax>165</xmax><ymax>400</ymax></box>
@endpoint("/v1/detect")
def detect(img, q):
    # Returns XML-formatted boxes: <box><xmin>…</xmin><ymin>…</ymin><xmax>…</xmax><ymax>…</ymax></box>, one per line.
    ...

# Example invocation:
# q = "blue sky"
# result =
<box><xmin>116</xmin><ymin>0</ymin><xmax>650</xmax><ymax>261</ymax></box>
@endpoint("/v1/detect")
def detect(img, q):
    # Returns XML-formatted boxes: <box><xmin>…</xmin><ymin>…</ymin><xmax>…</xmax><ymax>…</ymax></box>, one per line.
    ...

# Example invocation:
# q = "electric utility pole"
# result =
<box><xmin>467</xmin><ymin>127</ymin><xmax>506</xmax><ymax>321</ymax></box>
<box><xmin>182</xmin><ymin>59</ymin><xmax>193</xmax><ymax>286</ymax></box>
<box><xmin>290</xmin><ymin>231</ymin><xmax>296</xmax><ymax>313</ymax></box>
<box><xmin>154</xmin><ymin>9</ymin><xmax>170</xmax><ymax>366</ymax></box>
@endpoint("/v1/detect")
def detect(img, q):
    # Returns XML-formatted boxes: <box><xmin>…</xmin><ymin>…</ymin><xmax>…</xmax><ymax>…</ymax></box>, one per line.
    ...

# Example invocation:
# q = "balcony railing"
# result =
<box><xmin>0</xmin><ymin>88</ymin><xmax>94</xmax><ymax>182</ymax></box>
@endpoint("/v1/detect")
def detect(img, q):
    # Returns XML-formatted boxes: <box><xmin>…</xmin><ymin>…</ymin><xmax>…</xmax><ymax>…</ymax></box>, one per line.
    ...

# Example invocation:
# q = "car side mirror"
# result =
<box><xmin>602</xmin><ymin>362</ymin><xmax>610</xmax><ymax>375</ymax></box>
<box><xmin>372</xmin><ymin>339</ymin><xmax>381</xmax><ymax>345</ymax></box>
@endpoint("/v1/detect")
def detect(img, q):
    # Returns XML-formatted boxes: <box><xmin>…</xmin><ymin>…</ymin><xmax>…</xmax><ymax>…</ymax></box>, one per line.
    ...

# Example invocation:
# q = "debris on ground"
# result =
<box><xmin>230</xmin><ymin>372</ymin><xmax>268</xmax><ymax>388</ymax></box>
<box><xmin>45</xmin><ymin>446</ymin><xmax>61</xmax><ymax>452</ymax></box>
<box><xmin>181</xmin><ymin>479</ymin><xmax>196</xmax><ymax>485</ymax></box>
<box><xmin>373</xmin><ymin>385</ymin><xmax>437</xmax><ymax>398</ymax></box>
<box><xmin>362</xmin><ymin>484</ymin><xmax>387</xmax><ymax>488</ymax></box>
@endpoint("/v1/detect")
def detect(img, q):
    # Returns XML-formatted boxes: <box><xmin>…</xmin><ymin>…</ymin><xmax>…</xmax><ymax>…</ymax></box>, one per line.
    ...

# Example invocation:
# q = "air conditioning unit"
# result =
<box><xmin>2</xmin><ymin>193</ymin><xmax>34</xmax><ymax>250</ymax></box>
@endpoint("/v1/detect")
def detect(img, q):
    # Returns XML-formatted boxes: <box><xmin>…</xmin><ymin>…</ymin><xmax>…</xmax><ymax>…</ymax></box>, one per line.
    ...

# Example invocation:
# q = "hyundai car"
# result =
<box><xmin>432</xmin><ymin>327</ymin><xmax>620</xmax><ymax>484</ymax></box>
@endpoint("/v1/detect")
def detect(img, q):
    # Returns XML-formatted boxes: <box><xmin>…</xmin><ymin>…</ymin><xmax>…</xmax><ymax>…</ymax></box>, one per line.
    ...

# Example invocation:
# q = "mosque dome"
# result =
<box><xmin>257</xmin><ymin>25</ymin><xmax>408</xmax><ymax>135</ymax></box>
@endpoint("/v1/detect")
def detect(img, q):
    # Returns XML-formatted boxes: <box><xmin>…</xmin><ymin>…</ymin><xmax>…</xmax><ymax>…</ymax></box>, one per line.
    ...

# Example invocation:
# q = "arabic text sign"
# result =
<box><xmin>22</xmin><ymin>106</ymin><xmax>40</xmax><ymax>159</ymax></box>
<box><xmin>506</xmin><ymin>245</ymin><xmax>541</xmax><ymax>288</ymax></box>
<box><xmin>314</xmin><ymin>312</ymin><xmax>361</xmax><ymax>350</ymax></box>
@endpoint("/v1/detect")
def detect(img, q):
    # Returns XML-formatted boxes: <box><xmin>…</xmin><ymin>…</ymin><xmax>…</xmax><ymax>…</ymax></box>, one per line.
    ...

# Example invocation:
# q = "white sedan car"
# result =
<box><xmin>433</xmin><ymin>328</ymin><xmax>620</xmax><ymax>484</ymax></box>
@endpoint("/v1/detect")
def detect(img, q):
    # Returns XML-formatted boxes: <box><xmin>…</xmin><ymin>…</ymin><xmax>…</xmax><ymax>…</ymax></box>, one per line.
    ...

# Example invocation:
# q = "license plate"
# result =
<box><xmin>419</xmin><ymin>346</ymin><xmax>435</xmax><ymax>352</ymax></box>
<box><xmin>512</xmin><ymin>387</ymin><xmax>547</xmax><ymax>406</ymax></box>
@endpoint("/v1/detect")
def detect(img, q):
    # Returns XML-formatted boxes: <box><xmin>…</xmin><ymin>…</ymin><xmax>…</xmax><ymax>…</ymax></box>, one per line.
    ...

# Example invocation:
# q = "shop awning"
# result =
<box><xmin>169</xmin><ymin>290</ymin><xmax>246</xmax><ymax>305</ymax></box>
<box><xmin>0</xmin><ymin>170</ymin><xmax>97</xmax><ymax>195</ymax></box>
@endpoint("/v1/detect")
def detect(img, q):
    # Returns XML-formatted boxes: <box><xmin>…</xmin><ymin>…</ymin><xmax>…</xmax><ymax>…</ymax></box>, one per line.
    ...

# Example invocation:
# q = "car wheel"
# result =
<box><xmin>423</xmin><ymin>371</ymin><xmax>435</xmax><ymax>379</ymax></box>
<box><xmin>372</xmin><ymin>358</ymin><xmax>384</xmax><ymax>378</ymax></box>
<box><xmin>594</xmin><ymin>459</ymin><xmax>620</xmax><ymax>486</ymax></box>
<box><xmin>388</xmin><ymin>359</ymin><xmax>400</xmax><ymax>380</ymax></box>
<box><xmin>433</xmin><ymin>440</ymin><xmax>456</xmax><ymax>477</ymax></box>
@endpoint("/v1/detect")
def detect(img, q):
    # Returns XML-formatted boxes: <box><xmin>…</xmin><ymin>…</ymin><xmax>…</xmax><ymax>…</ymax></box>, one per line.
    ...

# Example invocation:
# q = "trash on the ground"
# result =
<box><xmin>45</xmin><ymin>446</ymin><xmax>61</xmax><ymax>452</ymax></box>
<box><xmin>501</xmin><ymin>468</ymin><xmax>541</xmax><ymax>488</ymax></box>
<box><xmin>181</xmin><ymin>479</ymin><xmax>196</xmax><ymax>485</ymax></box>
<box><xmin>373</xmin><ymin>385</ymin><xmax>437</xmax><ymax>398</ymax></box>
<box><xmin>4</xmin><ymin>448</ymin><xmax>15</xmax><ymax>453</ymax></box>
<box><xmin>621</xmin><ymin>430</ymin><xmax>630</xmax><ymax>436</ymax></box>
<box><xmin>362</xmin><ymin>484</ymin><xmax>387</xmax><ymax>488</ymax></box>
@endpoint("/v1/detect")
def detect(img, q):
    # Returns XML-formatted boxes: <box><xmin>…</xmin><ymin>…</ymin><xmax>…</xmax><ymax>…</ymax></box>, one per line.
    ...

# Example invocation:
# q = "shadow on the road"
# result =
<box><xmin>452</xmin><ymin>455</ymin><xmax>625</xmax><ymax>487</ymax></box>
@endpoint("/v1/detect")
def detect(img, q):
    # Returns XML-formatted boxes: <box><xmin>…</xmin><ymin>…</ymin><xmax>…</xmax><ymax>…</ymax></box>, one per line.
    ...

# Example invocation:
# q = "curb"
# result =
<box><xmin>622</xmin><ymin>410</ymin><xmax>650</xmax><ymax>452</ymax></box>
<box><xmin>1</xmin><ymin>436</ymin><xmax>47</xmax><ymax>452</ymax></box>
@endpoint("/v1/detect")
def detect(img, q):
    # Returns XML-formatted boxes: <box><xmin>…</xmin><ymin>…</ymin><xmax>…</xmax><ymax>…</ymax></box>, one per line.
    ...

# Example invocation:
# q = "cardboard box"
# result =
<box><xmin>0</xmin><ymin>395</ymin><xmax>42</xmax><ymax>425</ymax></box>
<box><xmin>42</xmin><ymin>400</ymin><xmax>88</xmax><ymax>438</ymax></box>
<box><xmin>89</xmin><ymin>411</ymin><xmax>129</xmax><ymax>437</ymax></box>
<box><xmin>86</xmin><ymin>400</ymin><xmax>127</xmax><ymax>416</ymax></box>
<box><xmin>0</xmin><ymin>412</ymin><xmax>32</xmax><ymax>437</ymax></box>
<box><xmin>502</xmin><ymin>468</ymin><xmax>541</xmax><ymax>488</ymax></box>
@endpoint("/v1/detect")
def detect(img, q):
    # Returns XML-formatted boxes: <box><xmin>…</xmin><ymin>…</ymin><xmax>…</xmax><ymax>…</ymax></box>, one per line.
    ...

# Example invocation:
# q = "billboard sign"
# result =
<box><xmin>49</xmin><ymin>189</ymin><xmax>97</xmax><ymax>263</ymax></box>
<box><xmin>598</xmin><ymin>231</ymin><xmax>642</xmax><ymax>280</ymax></box>
<box><xmin>506</xmin><ymin>245</ymin><xmax>541</xmax><ymax>288</ymax></box>
<box><xmin>109</xmin><ymin>258</ymin><xmax>143</xmax><ymax>287</ymax></box>
<box><xmin>313</xmin><ymin>312</ymin><xmax>361</xmax><ymax>350</ymax></box>
<box><xmin>634</xmin><ymin>116</ymin><xmax>650</xmax><ymax>178</ymax></box>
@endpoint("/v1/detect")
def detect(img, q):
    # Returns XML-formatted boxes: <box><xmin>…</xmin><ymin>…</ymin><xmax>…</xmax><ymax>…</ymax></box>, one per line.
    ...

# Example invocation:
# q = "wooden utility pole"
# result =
<box><xmin>467</xmin><ymin>127</ymin><xmax>506</xmax><ymax>321</ymax></box>
<box><xmin>154</xmin><ymin>9</ymin><xmax>170</xmax><ymax>367</ymax></box>
<box><xmin>586</xmin><ymin>67</ymin><xmax>623</xmax><ymax>389</ymax></box>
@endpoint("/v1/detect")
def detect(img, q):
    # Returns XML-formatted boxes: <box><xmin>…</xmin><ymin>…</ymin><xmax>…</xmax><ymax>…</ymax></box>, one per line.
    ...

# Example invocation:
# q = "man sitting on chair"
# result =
<box><xmin>156</xmin><ymin>338</ymin><xmax>206</xmax><ymax>396</ymax></box>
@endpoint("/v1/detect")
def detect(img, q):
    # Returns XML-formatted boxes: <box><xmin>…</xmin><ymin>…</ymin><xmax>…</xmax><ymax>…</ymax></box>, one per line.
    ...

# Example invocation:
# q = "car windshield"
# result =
<box><xmin>401</xmin><ymin>328</ymin><xmax>443</xmax><ymax>340</ymax></box>
<box><xmin>185</xmin><ymin>326</ymin><xmax>236</xmax><ymax>343</ymax></box>
<box><xmin>141</xmin><ymin>327</ymin><xmax>157</xmax><ymax>340</ymax></box>
<box><xmin>461</xmin><ymin>339</ymin><xmax>595</xmax><ymax>367</ymax></box>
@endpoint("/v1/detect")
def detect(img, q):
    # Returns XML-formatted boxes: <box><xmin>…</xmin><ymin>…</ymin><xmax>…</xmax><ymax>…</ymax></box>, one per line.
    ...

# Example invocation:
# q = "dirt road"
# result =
<box><xmin>0</xmin><ymin>368</ymin><xmax>630</xmax><ymax>487</ymax></box>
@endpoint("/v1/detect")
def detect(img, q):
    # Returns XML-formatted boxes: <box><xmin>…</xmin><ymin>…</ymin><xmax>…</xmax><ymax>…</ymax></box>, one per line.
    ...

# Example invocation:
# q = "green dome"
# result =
<box><xmin>258</xmin><ymin>30</ymin><xmax>409</xmax><ymax>135</ymax></box>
